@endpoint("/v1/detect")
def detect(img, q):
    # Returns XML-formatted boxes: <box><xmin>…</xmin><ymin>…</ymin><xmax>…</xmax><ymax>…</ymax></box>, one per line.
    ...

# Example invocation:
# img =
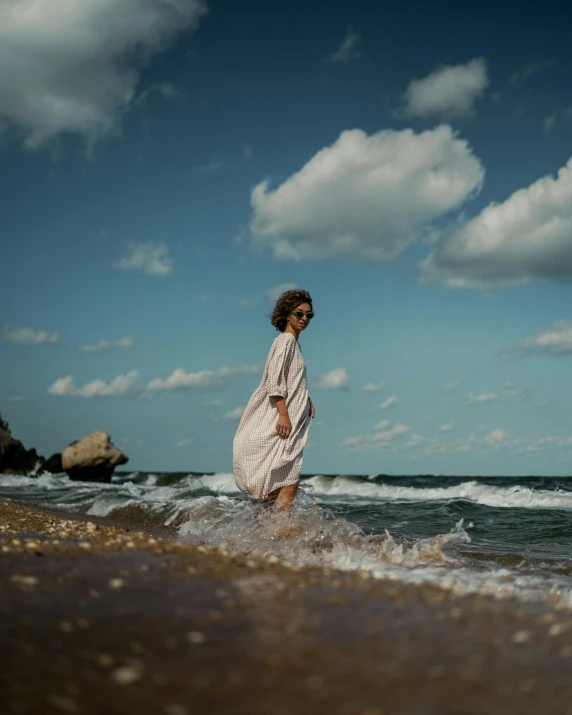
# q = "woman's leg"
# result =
<box><xmin>273</xmin><ymin>482</ymin><xmax>298</xmax><ymax>512</ymax></box>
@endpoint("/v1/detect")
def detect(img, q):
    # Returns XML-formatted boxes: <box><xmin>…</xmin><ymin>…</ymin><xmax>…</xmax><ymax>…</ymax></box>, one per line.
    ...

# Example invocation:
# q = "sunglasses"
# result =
<box><xmin>291</xmin><ymin>310</ymin><xmax>315</xmax><ymax>320</ymax></box>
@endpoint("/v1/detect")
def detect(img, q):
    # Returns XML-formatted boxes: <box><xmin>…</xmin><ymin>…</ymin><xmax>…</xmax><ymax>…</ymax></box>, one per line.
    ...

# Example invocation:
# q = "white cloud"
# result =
<box><xmin>145</xmin><ymin>365</ymin><xmax>259</xmax><ymax>393</ymax></box>
<box><xmin>5</xmin><ymin>327</ymin><xmax>58</xmax><ymax>345</ymax></box>
<box><xmin>401</xmin><ymin>58</ymin><xmax>488</xmax><ymax>120</ymax></box>
<box><xmin>48</xmin><ymin>370</ymin><xmax>139</xmax><ymax>397</ymax></box>
<box><xmin>175</xmin><ymin>438</ymin><xmax>191</xmax><ymax>448</ymax></box>
<box><xmin>250</xmin><ymin>125</ymin><xmax>484</xmax><ymax>262</ymax></box>
<box><xmin>379</xmin><ymin>396</ymin><xmax>397</xmax><ymax>409</ymax></box>
<box><xmin>373</xmin><ymin>419</ymin><xmax>389</xmax><ymax>430</ymax></box>
<box><xmin>543</xmin><ymin>115</ymin><xmax>556</xmax><ymax>135</ymax></box>
<box><xmin>510</xmin><ymin>60</ymin><xmax>558</xmax><ymax>86</ymax></box>
<box><xmin>266</xmin><ymin>283</ymin><xmax>299</xmax><ymax>302</ymax></box>
<box><xmin>328</xmin><ymin>26</ymin><xmax>361</xmax><ymax>63</ymax></box>
<box><xmin>340</xmin><ymin>436</ymin><xmax>362</xmax><ymax>448</ymax></box>
<box><xmin>360</xmin><ymin>382</ymin><xmax>384</xmax><ymax>392</ymax></box>
<box><xmin>80</xmin><ymin>336</ymin><xmax>133</xmax><ymax>352</ymax></box>
<box><xmin>465</xmin><ymin>392</ymin><xmax>498</xmax><ymax>405</ymax></box>
<box><xmin>314</xmin><ymin>368</ymin><xmax>349</xmax><ymax>390</ymax></box>
<box><xmin>115</xmin><ymin>242</ymin><xmax>173</xmax><ymax>277</ymax></box>
<box><xmin>243</xmin><ymin>144</ymin><xmax>253</xmax><ymax>160</ymax></box>
<box><xmin>421</xmin><ymin>158</ymin><xmax>572</xmax><ymax>288</ymax></box>
<box><xmin>8</xmin><ymin>395</ymin><xmax>25</xmax><ymax>402</ymax></box>
<box><xmin>504</xmin><ymin>321</ymin><xmax>572</xmax><ymax>357</ymax></box>
<box><xmin>444</xmin><ymin>380</ymin><xmax>460</xmax><ymax>392</ymax></box>
<box><xmin>0</xmin><ymin>0</ymin><xmax>206</xmax><ymax>148</ymax></box>
<box><xmin>440</xmin><ymin>423</ymin><xmax>453</xmax><ymax>432</ymax></box>
<box><xmin>222</xmin><ymin>406</ymin><xmax>245</xmax><ymax>420</ymax></box>
<box><xmin>341</xmin><ymin>422</ymin><xmax>409</xmax><ymax>450</ymax></box>
<box><xmin>483</xmin><ymin>429</ymin><xmax>508</xmax><ymax>446</ymax></box>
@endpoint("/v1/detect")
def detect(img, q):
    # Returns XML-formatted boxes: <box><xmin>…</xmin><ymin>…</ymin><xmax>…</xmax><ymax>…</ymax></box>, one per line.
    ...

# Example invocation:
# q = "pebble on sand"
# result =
<box><xmin>111</xmin><ymin>665</ymin><xmax>143</xmax><ymax>685</ymax></box>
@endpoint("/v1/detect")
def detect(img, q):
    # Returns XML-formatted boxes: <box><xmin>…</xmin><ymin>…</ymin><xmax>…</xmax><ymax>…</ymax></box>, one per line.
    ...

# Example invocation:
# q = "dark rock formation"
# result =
<box><xmin>43</xmin><ymin>453</ymin><xmax>63</xmax><ymax>474</ymax></box>
<box><xmin>0</xmin><ymin>413</ymin><xmax>44</xmax><ymax>475</ymax></box>
<box><xmin>61</xmin><ymin>431</ymin><xmax>128</xmax><ymax>483</ymax></box>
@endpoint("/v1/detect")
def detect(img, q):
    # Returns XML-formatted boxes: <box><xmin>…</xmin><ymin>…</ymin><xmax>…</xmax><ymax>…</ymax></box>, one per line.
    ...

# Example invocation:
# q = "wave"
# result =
<box><xmin>305</xmin><ymin>476</ymin><xmax>572</xmax><ymax>510</ymax></box>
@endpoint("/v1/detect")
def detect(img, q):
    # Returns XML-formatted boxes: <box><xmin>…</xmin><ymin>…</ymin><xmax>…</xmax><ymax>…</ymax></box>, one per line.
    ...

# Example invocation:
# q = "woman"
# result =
<box><xmin>233</xmin><ymin>289</ymin><xmax>315</xmax><ymax>512</ymax></box>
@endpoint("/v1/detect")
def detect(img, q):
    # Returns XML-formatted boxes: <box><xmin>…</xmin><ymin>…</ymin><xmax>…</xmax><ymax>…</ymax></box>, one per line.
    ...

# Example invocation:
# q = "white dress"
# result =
<box><xmin>233</xmin><ymin>332</ymin><xmax>311</xmax><ymax>500</ymax></box>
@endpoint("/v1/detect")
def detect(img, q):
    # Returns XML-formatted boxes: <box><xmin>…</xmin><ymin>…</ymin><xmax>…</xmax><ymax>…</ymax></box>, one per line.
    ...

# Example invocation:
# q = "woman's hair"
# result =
<box><xmin>270</xmin><ymin>289</ymin><xmax>313</xmax><ymax>332</ymax></box>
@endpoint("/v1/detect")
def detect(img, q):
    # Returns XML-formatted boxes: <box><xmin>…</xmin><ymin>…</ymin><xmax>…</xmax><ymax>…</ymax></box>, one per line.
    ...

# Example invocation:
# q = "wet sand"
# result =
<box><xmin>2</xmin><ymin>498</ymin><xmax>572</xmax><ymax>714</ymax></box>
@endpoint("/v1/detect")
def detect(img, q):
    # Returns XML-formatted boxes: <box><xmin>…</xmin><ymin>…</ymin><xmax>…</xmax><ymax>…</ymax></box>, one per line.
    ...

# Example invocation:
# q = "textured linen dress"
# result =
<box><xmin>233</xmin><ymin>332</ymin><xmax>311</xmax><ymax>500</ymax></box>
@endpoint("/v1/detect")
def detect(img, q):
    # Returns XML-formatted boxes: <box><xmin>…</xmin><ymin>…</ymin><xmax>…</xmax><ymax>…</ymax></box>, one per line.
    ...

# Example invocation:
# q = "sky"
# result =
<box><xmin>3</xmin><ymin>0</ymin><xmax>572</xmax><ymax>476</ymax></box>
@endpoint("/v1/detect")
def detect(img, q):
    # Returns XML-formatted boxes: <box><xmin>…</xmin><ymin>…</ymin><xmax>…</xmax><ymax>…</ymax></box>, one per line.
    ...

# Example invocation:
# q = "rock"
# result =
<box><xmin>43</xmin><ymin>453</ymin><xmax>63</xmax><ymax>474</ymax></box>
<box><xmin>0</xmin><ymin>412</ymin><xmax>45</xmax><ymax>475</ymax></box>
<box><xmin>61</xmin><ymin>431</ymin><xmax>128</xmax><ymax>483</ymax></box>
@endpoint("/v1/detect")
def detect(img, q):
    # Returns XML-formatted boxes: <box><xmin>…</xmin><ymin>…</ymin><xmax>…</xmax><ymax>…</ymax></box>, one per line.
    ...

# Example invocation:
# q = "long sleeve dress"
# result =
<box><xmin>233</xmin><ymin>331</ymin><xmax>311</xmax><ymax>500</ymax></box>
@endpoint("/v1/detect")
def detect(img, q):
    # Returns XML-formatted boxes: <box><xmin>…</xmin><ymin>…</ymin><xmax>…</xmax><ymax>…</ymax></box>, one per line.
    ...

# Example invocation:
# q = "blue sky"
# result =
<box><xmin>3</xmin><ymin>0</ymin><xmax>572</xmax><ymax>476</ymax></box>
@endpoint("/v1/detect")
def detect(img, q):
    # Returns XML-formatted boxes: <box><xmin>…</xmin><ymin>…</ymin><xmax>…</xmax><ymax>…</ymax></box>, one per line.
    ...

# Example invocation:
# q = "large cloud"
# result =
<box><xmin>401</xmin><ymin>58</ymin><xmax>488</xmax><ymax>120</ymax></box>
<box><xmin>145</xmin><ymin>365</ymin><xmax>259</xmax><ymax>393</ymax></box>
<box><xmin>421</xmin><ymin>158</ymin><xmax>572</xmax><ymax>288</ymax></box>
<box><xmin>0</xmin><ymin>0</ymin><xmax>206</xmax><ymax>148</ymax></box>
<box><xmin>250</xmin><ymin>125</ymin><xmax>483</xmax><ymax>262</ymax></box>
<box><xmin>49</xmin><ymin>371</ymin><xmax>139</xmax><ymax>397</ymax></box>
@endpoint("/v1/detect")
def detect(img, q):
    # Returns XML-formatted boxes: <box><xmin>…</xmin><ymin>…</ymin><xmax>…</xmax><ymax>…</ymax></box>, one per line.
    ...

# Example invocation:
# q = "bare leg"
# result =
<box><xmin>273</xmin><ymin>482</ymin><xmax>298</xmax><ymax>512</ymax></box>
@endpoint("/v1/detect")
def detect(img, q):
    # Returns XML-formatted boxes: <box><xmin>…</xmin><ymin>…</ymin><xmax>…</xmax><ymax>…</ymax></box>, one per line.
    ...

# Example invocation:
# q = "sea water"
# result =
<box><xmin>2</xmin><ymin>471</ymin><xmax>572</xmax><ymax>608</ymax></box>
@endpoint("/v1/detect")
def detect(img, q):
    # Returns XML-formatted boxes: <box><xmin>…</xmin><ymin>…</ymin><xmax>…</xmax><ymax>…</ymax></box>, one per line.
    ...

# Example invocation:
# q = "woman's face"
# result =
<box><xmin>287</xmin><ymin>302</ymin><xmax>313</xmax><ymax>332</ymax></box>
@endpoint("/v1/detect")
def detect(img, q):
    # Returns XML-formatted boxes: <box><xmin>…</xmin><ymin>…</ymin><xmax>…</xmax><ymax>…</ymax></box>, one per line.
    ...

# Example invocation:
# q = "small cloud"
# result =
<box><xmin>8</xmin><ymin>395</ymin><xmax>25</xmax><ymax>402</ymax></box>
<box><xmin>360</xmin><ymin>382</ymin><xmax>384</xmax><ymax>392</ymax></box>
<box><xmin>175</xmin><ymin>438</ymin><xmax>191</xmax><ymax>448</ymax></box>
<box><xmin>444</xmin><ymin>381</ymin><xmax>460</xmax><ymax>392</ymax></box>
<box><xmin>48</xmin><ymin>371</ymin><xmax>139</xmax><ymax>398</ymax></box>
<box><xmin>379</xmin><ymin>396</ymin><xmax>397</xmax><ymax>409</ymax></box>
<box><xmin>373</xmin><ymin>419</ymin><xmax>389</xmax><ymax>430</ymax></box>
<box><xmin>135</xmin><ymin>82</ymin><xmax>182</xmax><ymax>106</ymax></box>
<box><xmin>340</xmin><ymin>435</ymin><xmax>362</xmax><ymax>448</ymax></box>
<box><xmin>222</xmin><ymin>406</ymin><xmax>245</xmax><ymax>420</ymax></box>
<box><xmin>115</xmin><ymin>242</ymin><xmax>173</xmax><ymax>277</ymax></box>
<box><xmin>236</xmin><ymin>297</ymin><xmax>255</xmax><ymax>308</ymax></box>
<box><xmin>465</xmin><ymin>392</ymin><xmax>498</xmax><ymax>405</ymax></box>
<box><xmin>327</xmin><ymin>26</ymin><xmax>361</xmax><ymax>63</ymax></box>
<box><xmin>314</xmin><ymin>368</ymin><xmax>349</xmax><ymax>390</ymax></box>
<box><xmin>192</xmin><ymin>156</ymin><xmax>221</xmax><ymax>174</ymax></box>
<box><xmin>80</xmin><ymin>336</ymin><xmax>133</xmax><ymax>353</ymax></box>
<box><xmin>266</xmin><ymin>283</ymin><xmax>299</xmax><ymax>302</ymax></box>
<box><xmin>483</xmin><ymin>428</ymin><xmax>507</xmax><ymax>446</ymax></box>
<box><xmin>510</xmin><ymin>60</ymin><xmax>558</xmax><ymax>86</ymax></box>
<box><xmin>243</xmin><ymin>144</ymin><xmax>253</xmax><ymax>160</ymax></box>
<box><xmin>503</xmin><ymin>321</ymin><xmax>572</xmax><ymax>358</ymax></box>
<box><xmin>440</xmin><ymin>423</ymin><xmax>453</xmax><ymax>432</ymax></box>
<box><xmin>206</xmin><ymin>400</ymin><xmax>223</xmax><ymax>406</ymax></box>
<box><xmin>400</xmin><ymin>58</ymin><xmax>488</xmax><ymax>120</ymax></box>
<box><xmin>543</xmin><ymin>115</ymin><xmax>556</xmax><ymax>134</ymax></box>
<box><xmin>5</xmin><ymin>327</ymin><xmax>58</xmax><ymax>345</ymax></box>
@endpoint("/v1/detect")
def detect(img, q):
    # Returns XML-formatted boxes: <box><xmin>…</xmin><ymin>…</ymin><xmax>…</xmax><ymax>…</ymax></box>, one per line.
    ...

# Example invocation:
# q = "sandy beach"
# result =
<box><xmin>2</xmin><ymin>497</ymin><xmax>572</xmax><ymax>715</ymax></box>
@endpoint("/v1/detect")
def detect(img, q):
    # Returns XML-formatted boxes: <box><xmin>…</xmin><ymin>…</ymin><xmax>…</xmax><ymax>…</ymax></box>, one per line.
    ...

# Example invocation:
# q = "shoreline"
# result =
<box><xmin>2</xmin><ymin>498</ymin><xmax>572</xmax><ymax>714</ymax></box>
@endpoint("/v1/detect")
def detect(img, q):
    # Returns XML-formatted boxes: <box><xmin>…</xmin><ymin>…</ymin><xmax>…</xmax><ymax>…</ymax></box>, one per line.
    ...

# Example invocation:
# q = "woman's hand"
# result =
<box><xmin>309</xmin><ymin>398</ymin><xmax>315</xmax><ymax>419</ymax></box>
<box><xmin>276</xmin><ymin>414</ymin><xmax>292</xmax><ymax>439</ymax></box>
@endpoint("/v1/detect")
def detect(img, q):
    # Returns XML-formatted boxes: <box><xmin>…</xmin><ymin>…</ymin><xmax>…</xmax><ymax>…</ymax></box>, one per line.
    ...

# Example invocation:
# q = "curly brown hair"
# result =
<box><xmin>270</xmin><ymin>289</ymin><xmax>313</xmax><ymax>332</ymax></box>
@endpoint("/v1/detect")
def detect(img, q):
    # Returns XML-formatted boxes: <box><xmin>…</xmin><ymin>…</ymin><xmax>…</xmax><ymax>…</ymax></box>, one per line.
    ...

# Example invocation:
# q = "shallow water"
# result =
<box><xmin>2</xmin><ymin>470</ymin><xmax>572</xmax><ymax>608</ymax></box>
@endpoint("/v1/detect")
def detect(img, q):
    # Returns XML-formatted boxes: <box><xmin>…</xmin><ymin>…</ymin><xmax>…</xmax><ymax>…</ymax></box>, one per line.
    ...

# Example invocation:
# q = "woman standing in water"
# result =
<box><xmin>233</xmin><ymin>289</ymin><xmax>315</xmax><ymax>512</ymax></box>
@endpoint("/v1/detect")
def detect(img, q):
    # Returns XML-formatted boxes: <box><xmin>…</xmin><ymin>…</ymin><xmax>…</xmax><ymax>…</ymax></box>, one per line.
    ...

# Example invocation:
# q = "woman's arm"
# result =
<box><xmin>308</xmin><ymin>396</ymin><xmax>315</xmax><ymax>418</ymax></box>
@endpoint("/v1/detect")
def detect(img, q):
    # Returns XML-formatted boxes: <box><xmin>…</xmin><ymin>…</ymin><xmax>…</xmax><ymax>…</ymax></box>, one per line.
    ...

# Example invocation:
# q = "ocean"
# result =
<box><xmin>2</xmin><ymin>470</ymin><xmax>572</xmax><ymax>609</ymax></box>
